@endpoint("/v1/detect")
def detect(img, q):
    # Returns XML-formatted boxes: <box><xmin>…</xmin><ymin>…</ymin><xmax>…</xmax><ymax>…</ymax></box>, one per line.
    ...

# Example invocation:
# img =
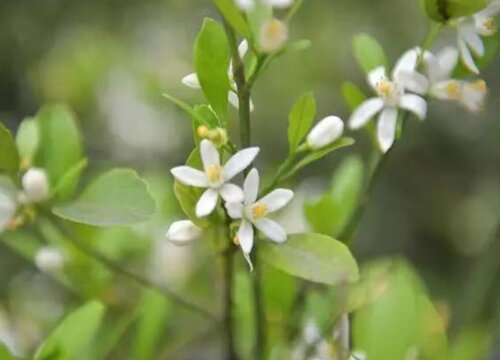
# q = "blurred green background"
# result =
<box><xmin>1</xmin><ymin>0</ymin><xmax>500</xmax><ymax>359</ymax></box>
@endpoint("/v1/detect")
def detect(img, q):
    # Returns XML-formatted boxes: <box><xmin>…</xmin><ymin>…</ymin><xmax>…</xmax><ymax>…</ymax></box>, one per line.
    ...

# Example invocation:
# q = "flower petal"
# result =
<box><xmin>165</xmin><ymin>220</ymin><xmax>202</xmax><ymax>245</ymax></box>
<box><xmin>238</xmin><ymin>219</ymin><xmax>254</xmax><ymax>254</ymax></box>
<box><xmin>459</xmin><ymin>21</ymin><xmax>485</xmax><ymax>57</ymax></box>
<box><xmin>219</xmin><ymin>183</ymin><xmax>244</xmax><ymax>203</ymax></box>
<box><xmin>196</xmin><ymin>188</ymin><xmax>219</xmax><ymax>217</ymax></box>
<box><xmin>367</xmin><ymin>66</ymin><xmax>387</xmax><ymax>90</ymax></box>
<box><xmin>267</xmin><ymin>0</ymin><xmax>295</xmax><ymax>8</ymax></box>
<box><xmin>225</xmin><ymin>202</ymin><xmax>244</xmax><ymax>219</ymax></box>
<box><xmin>223</xmin><ymin>147</ymin><xmax>260</xmax><ymax>181</ymax></box>
<box><xmin>460</xmin><ymin>80</ymin><xmax>487</xmax><ymax>113</ymax></box>
<box><xmin>395</xmin><ymin>70</ymin><xmax>429</xmax><ymax>95</ymax></box>
<box><xmin>243</xmin><ymin>168</ymin><xmax>260</xmax><ymax>206</ymax></box>
<box><xmin>227</xmin><ymin>91</ymin><xmax>255</xmax><ymax>112</ymax></box>
<box><xmin>253</xmin><ymin>218</ymin><xmax>287</xmax><ymax>243</ymax></box>
<box><xmin>436</xmin><ymin>46</ymin><xmax>459</xmax><ymax>79</ymax></box>
<box><xmin>0</xmin><ymin>192</ymin><xmax>15</xmax><ymax>231</ymax></box>
<box><xmin>200</xmin><ymin>139</ymin><xmax>220</xmax><ymax>170</ymax></box>
<box><xmin>348</xmin><ymin>98</ymin><xmax>384</xmax><ymax>130</ymax></box>
<box><xmin>171</xmin><ymin>166</ymin><xmax>208</xmax><ymax>187</ymax></box>
<box><xmin>181</xmin><ymin>73</ymin><xmax>201</xmax><ymax>89</ymax></box>
<box><xmin>258</xmin><ymin>189</ymin><xmax>294</xmax><ymax>213</ymax></box>
<box><xmin>377</xmin><ymin>107</ymin><xmax>398</xmax><ymax>153</ymax></box>
<box><xmin>458</xmin><ymin>36</ymin><xmax>480</xmax><ymax>74</ymax></box>
<box><xmin>392</xmin><ymin>48</ymin><xmax>418</xmax><ymax>80</ymax></box>
<box><xmin>430</xmin><ymin>80</ymin><xmax>462</xmax><ymax>100</ymax></box>
<box><xmin>399</xmin><ymin>94</ymin><xmax>427</xmax><ymax>120</ymax></box>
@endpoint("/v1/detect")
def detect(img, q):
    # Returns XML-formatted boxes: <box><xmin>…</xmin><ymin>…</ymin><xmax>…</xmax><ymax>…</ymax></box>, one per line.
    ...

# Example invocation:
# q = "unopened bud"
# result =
<box><xmin>259</xmin><ymin>19</ymin><xmax>288</xmax><ymax>53</ymax></box>
<box><xmin>22</xmin><ymin>168</ymin><xmax>50</xmax><ymax>203</ymax></box>
<box><xmin>306</xmin><ymin>116</ymin><xmax>344</xmax><ymax>150</ymax></box>
<box><xmin>35</xmin><ymin>246</ymin><xmax>65</xmax><ymax>272</ymax></box>
<box><xmin>197</xmin><ymin>125</ymin><xmax>210</xmax><ymax>138</ymax></box>
<box><xmin>166</xmin><ymin>220</ymin><xmax>202</xmax><ymax>245</ymax></box>
<box><xmin>211</xmin><ymin>128</ymin><xmax>228</xmax><ymax>147</ymax></box>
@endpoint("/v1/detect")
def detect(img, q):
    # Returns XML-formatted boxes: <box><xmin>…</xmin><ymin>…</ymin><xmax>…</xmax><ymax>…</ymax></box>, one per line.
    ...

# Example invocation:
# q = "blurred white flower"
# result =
<box><xmin>456</xmin><ymin>1</ymin><xmax>500</xmax><ymax>73</ymax></box>
<box><xmin>259</xmin><ymin>19</ymin><xmax>289</xmax><ymax>53</ymax></box>
<box><xmin>348</xmin><ymin>49</ymin><xmax>427</xmax><ymax>152</ymax></box>
<box><xmin>171</xmin><ymin>139</ymin><xmax>259</xmax><ymax>217</ymax></box>
<box><xmin>21</xmin><ymin>168</ymin><xmax>50</xmax><ymax>203</ymax></box>
<box><xmin>235</xmin><ymin>0</ymin><xmax>295</xmax><ymax>11</ymax></box>
<box><xmin>225</xmin><ymin>168</ymin><xmax>293</xmax><ymax>269</ymax></box>
<box><xmin>0</xmin><ymin>191</ymin><xmax>16</xmax><ymax>233</ymax></box>
<box><xmin>182</xmin><ymin>41</ymin><xmax>255</xmax><ymax>111</ymax></box>
<box><xmin>165</xmin><ymin>220</ymin><xmax>203</xmax><ymax>245</ymax></box>
<box><xmin>307</xmin><ymin>116</ymin><xmax>344</xmax><ymax>150</ymax></box>
<box><xmin>35</xmin><ymin>247</ymin><xmax>65</xmax><ymax>272</ymax></box>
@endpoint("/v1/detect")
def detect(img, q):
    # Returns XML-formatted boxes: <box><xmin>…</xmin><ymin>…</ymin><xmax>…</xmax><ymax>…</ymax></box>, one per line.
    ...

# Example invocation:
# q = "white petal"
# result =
<box><xmin>460</xmin><ymin>81</ymin><xmax>487</xmax><ymax>113</ymax></box>
<box><xmin>392</xmin><ymin>48</ymin><xmax>418</xmax><ymax>80</ymax></box>
<box><xmin>459</xmin><ymin>21</ymin><xmax>485</xmax><ymax>56</ymax></box>
<box><xmin>475</xmin><ymin>0</ymin><xmax>500</xmax><ymax>18</ymax></box>
<box><xmin>436</xmin><ymin>46</ymin><xmax>459</xmax><ymax>79</ymax></box>
<box><xmin>458</xmin><ymin>36</ymin><xmax>480</xmax><ymax>74</ymax></box>
<box><xmin>223</xmin><ymin>147</ymin><xmax>260</xmax><ymax>181</ymax></box>
<box><xmin>171</xmin><ymin>166</ymin><xmax>208</xmax><ymax>187</ymax></box>
<box><xmin>196</xmin><ymin>189</ymin><xmax>219</xmax><ymax>217</ymax></box>
<box><xmin>430</xmin><ymin>80</ymin><xmax>462</xmax><ymax>100</ymax></box>
<box><xmin>200</xmin><ymin>139</ymin><xmax>220</xmax><ymax>170</ymax></box>
<box><xmin>258</xmin><ymin>189</ymin><xmax>294</xmax><ymax>213</ymax></box>
<box><xmin>253</xmin><ymin>218</ymin><xmax>287</xmax><ymax>243</ymax></box>
<box><xmin>0</xmin><ymin>192</ymin><xmax>15</xmax><ymax>232</ymax></box>
<box><xmin>238</xmin><ymin>40</ymin><xmax>249</xmax><ymax>59</ymax></box>
<box><xmin>219</xmin><ymin>183</ymin><xmax>244</xmax><ymax>203</ymax></box>
<box><xmin>235</xmin><ymin>0</ymin><xmax>255</xmax><ymax>11</ymax></box>
<box><xmin>422</xmin><ymin>51</ymin><xmax>441</xmax><ymax>84</ymax></box>
<box><xmin>348</xmin><ymin>98</ymin><xmax>384</xmax><ymax>130</ymax></box>
<box><xmin>367</xmin><ymin>66</ymin><xmax>387</xmax><ymax>90</ymax></box>
<box><xmin>165</xmin><ymin>220</ymin><xmax>202</xmax><ymax>245</ymax></box>
<box><xmin>377</xmin><ymin>107</ymin><xmax>398</xmax><ymax>153</ymax></box>
<box><xmin>225</xmin><ymin>202</ymin><xmax>244</xmax><ymax>219</ymax></box>
<box><xmin>399</xmin><ymin>94</ymin><xmax>427</xmax><ymax>120</ymax></box>
<box><xmin>227</xmin><ymin>91</ymin><xmax>255</xmax><ymax>112</ymax></box>
<box><xmin>395</xmin><ymin>70</ymin><xmax>429</xmax><ymax>95</ymax></box>
<box><xmin>267</xmin><ymin>0</ymin><xmax>294</xmax><ymax>8</ymax></box>
<box><xmin>243</xmin><ymin>168</ymin><xmax>259</xmax><ymax>206</ymax></box>
<box><xmin>181</xmin><ymin>73</ymin><xmax>201</xmax><ymax>89</ymax></box>
<box><xmin>238</xmin><ymin>219</ymin><xmax>254</xmax><ymax>254</ymax></box>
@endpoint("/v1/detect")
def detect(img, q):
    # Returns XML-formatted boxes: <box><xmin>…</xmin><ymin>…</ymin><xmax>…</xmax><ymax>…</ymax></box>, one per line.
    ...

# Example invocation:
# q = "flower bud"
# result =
<box><xmin>197</xmin><ymin>125</ymin><xmax>210</xmax><ymax>138</ymax></box>
<box><xmin>21</xmin><ymin>168</ymin><xmax>50</xmax><ymax>203</ymax></box>
<box><xmin>165</xmin><ymin>220</ymin><xmax>202</xmax><ymax>246</ymax></box>
<box><xmin>259</xmin><ymin>19</ymin><xmax>288</xmax><ymax>53</ymax></box>
<box><xmin>306</xmin><ymin>116</ymin><xmax>344</xmax><ymax>150</ymax></box>
<box><xmin>35</xmin><ymin>246</ymin><xmax>65</xmax><ymax>272</ymax></box>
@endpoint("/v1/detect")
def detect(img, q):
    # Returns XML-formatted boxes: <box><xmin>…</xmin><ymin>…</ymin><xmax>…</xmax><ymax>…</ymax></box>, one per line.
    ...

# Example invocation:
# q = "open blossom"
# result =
<box><xmin>306</xmin><ymin>116</ymin><xmax>344</xmax><ymax>150</ymax></box>
<box><xmin>0</xmin><ymin>191</ymin><xmax>16</xmax><ymax>233</ymax></box>
<box><xmin>235</xmin><ymin>0</ymin><xmax>294</xmax><ymax>11</ymax></box>
<box><xmin>225</xmin><ymin>168</ymin><xmax>293</xmax><ymax>269</ymax></box>
<box><xmin>456</xmin><ymin>1</ymin><xmax>500</xmax><ymax>73</ymax></box>
<box><xmin>182</xmin><ymin>41</ymin><xmax>255</xmax><ymax>111</ymax></box>
<box><xmin>165</xmin><ymin>220</ymin><xmax>203</xmax><ymax>245</ymax></box>
<box><xmin>21</xmin><ymin>168</ymin><xmax>50</xmax><ymax>203</ymax></box>
<box><xmin>259</xmin><ymin>19</ymin><xmax>288</xmax><ymax>53</ymax></box>
<box><xmin>171</xmin><ymin>140</ymin><xmax>259</xmax><ymax>217</ymax></box>
<box><xmin>348</xmin><ymin>49</ymin><xmax>428</xmax><ymax>152</ymax></box>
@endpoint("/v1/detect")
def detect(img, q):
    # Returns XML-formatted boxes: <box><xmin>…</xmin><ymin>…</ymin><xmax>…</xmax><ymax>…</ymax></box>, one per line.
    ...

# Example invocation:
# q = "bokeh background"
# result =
<box><xmin>1</xmin><ymin>0</ymin><xmax>500</xmax><ymax>358</ymax></box>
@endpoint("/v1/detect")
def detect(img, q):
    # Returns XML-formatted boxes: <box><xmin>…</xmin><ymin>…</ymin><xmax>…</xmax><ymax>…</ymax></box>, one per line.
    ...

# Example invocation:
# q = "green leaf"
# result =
<box><xmin>0</xmin><ymin>123</ymin><xmax>20</xmax><ymax>179</ymax></box>
<box><xmin>0</xmin><ymin>342</ymin><xmax>17</xmax><ymax>360</ymax></box>
<box><xmin>162</xmin><ymin>93</ymin><xmax>211</xmax><ymax>126</ymax></box>
<box><xmin>259</xmin><ymin>233</ymin><xmax>359</xmax><ymax>285</ymax></box>
<box><xmin>353</xmin><ymin>33</ymin><xmax>388</xmax><ymax>74</ymax></box>
<box><xmin>422</xmin><ymin>0</ymin><xmax>489</xmax><ymax>22</ymax></box>
<box><xmin>194</xmin><ymin>18</ymin><xmax>231</xmax><ymax>120</ymax></box>
<box><xmin>35</xmin><ymin>301</ymin><xmax>105</xmax><ymax>360</ymax></box>
<box><xmin>35</xmin><ymin>105</ymin><xmax>83</xmax><ymax>185</ymax></box>
<box><xmin>51</xmin><ymin>158</ymin><xmax>88</xmax><ymax>200</ymax></box>
<box><xmin>15</xmin><ymin>118</ymin><xmax>39</xmax><ymax>165</ymax></box>
<box><xmin>214</xmin><ymin>0</ymin><xmax>251</xmax><ymax>38</ymax></box>
<box><xmin>342</xmin><ymin>81</ymin><xmax>367</xmax><ymax>111</ymax></box>
<box><xmin>52</xmin><ymin>169</ymin><xmax>156</xmax><ymax>226</ymax></box>
<box><xmin>287</xmin><ymin>92</ymin><xmax>316</xmax><ymax>153</ymax></box>
<box><xmin>450</xmin><ymin>327</ymin><xmax>491</xmax><ymax>360</ymax></box>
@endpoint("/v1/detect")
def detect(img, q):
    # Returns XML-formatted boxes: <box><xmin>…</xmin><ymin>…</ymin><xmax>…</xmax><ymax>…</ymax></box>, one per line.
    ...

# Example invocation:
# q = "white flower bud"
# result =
<box><xmin>235</xmin><ymin>0</ymin><xmax>255</xmax><ymax>11</ymax></box>
<box><xmin>165</xmin><ymin>220</ymin><xmax>202</xmax><ymax>245</ymax></box>
<box><xmin>35</xmin><ymin>246</ymin><xmax>65</xmax><ymax>272</ymax></box>
<box><xmin>22</xmin><ymin>168</ymin><xmax>50</xmax><ymax>203</ymax></box>
<box><xmin>306</xmin><ymin>116</ymin><xmax>344</xmax><ymax>150</ymax></box>
<box><xmin>259</xmin><ymin>19</ymin><xmax>288</xmax><ymax>53</ymax></box>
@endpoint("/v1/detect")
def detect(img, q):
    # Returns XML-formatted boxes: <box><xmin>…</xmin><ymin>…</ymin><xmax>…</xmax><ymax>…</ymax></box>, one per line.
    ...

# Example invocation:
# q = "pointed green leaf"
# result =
<box><xmin>51</xmin><ymin>158</ymin><xmax>88</xmax><ymax>200</ymax></box>
<box><xmin>52</xmin><ymin>169</ymin><xmax>156</xmax><ymax>226</ymax></box>
<box><xmin>287</xmin><ymin>92</ymin><xmax>316</xmax><ymax>153</ymax></box>
<box><xmin>214</xmin><ymin>0</ymin><xmax>251</xmax><ymax>38</ymax></box>
<box><xmin>259</xmin><ymin>233</ymin><xmax>359</xmax><ymax>285</ymax></box>
<box><xmin>163</xmin><ymin>93</ymin><xmax>212</xmax><ymax>127</ymax></box>
<box><xmin>15</xmin><ymin>118</ymin><xmax>39</xmax><ymax>165</ymax></box>
<box><xmin>0</xmin><ymin>123</ymin><xmax>19</xmax><ymax>179</ymax></box>
<box><xmin>353</xmin><ymin>33</ymin><xmax>388</xmax><ymax>74</ymax></box>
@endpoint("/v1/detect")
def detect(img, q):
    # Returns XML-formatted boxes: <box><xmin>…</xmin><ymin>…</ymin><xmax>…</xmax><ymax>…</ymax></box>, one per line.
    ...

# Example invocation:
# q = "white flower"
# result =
<box><xmin>182</xmin><ymin>41</ymin><xmax>255</xmax><ymax>112</ymax></box>
<box><xmin>259</xmin><ymin>19</ymin><xmax>289</xmax><ymax>53</ymax></box>
<box><xmin>171</xmin><ymin>140</ymin><xmax>259</xmax><ymax>217</ymax></box>
<box><xmin>307</xmin><ymin>116</ymin><xmax>344</xmax><ymax>150</ymax></box>
<box><xmin>235</xmin><ymin>0</ymin><xmax>295</xmax><ymax>11</ymax></box>
<box><xmin>456</xmin><ymin>1</ymin><xmax>500</xmax><ymax>73</ymax></box>
<box><xmin>35</xmin><ymin>246</ymin><xmax>65</xmax><ymax>272</ymax></box>
<box><xmin>225</xmin><ymin>168</ymin><xmax>293</xmax><ymax>269</ymax></box>
<box><xmin>21</xmin><ymin>168</ymin><xmax>50</xmax><ymax>203</ymax></box>
<box><xmin>348</xmin><ymin>49</ymin><xmax>428</xmax><ymax>153</ymax></box>
<box><xmin>0</xmin><ymin>191</ymin><xmax>16</xmax><ymax>233</ymax></box>
<box><xmin>165</xmin><ymin>220</ymin><xmax>203</xmax><ymax>245</ymax></box>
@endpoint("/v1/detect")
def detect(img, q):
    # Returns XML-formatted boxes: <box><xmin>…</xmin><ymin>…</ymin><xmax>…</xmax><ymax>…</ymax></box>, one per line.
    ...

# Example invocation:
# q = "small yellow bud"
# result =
<box><xmin>197</xmin><ymin>125</ymin><xmax>210</xmax><ymax>138</ymax></box>
<box><xmin>233</xmin><ymin>236</ymin><xmax>240</xmax><ymax>246</ymax></box>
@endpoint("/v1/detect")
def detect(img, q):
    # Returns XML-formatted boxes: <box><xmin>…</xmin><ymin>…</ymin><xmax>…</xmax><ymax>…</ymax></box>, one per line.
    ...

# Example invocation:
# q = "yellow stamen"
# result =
<box><xmin>251</xmin><ymin>203</ymin><xmax>268</xmax><ymax>219</ymax></box>
<box><xmin>376</xmin><ymin>80</ymin><xmax>394</xmax><ymax>98</ymax></box>
<box><xmin>483</xmin><ymin>17</ymin><xmax>495</xmax><ymax>32</ymax></box>
<box><xmin>206</xmin><ymin>165</ymin><xmax>222</xmax><ymax>183</ymax></box>
<box><xmin>445</xmin><ymin>81</ymin><xmax>461</xmax><ymax>98</ymax></box>
<box><xmin>473</xmin><ymin>79</ymin><xmax>487</xmax><ymax>93</ymax></box>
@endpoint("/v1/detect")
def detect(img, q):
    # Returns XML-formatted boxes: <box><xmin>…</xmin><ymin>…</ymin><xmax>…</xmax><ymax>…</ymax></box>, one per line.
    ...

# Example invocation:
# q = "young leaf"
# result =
<box><xmin>52</xmin><ymin>169</ymin><xmax>156</xmax><ymax>226</ymax></box>
<box><xmin>214</xmin><ymin>0</ymin><xmax>252</xmax><ymax>38</ymax></box>
<box><xmin>353</xmin><ymin>33</ymin><xmax>388</xmax><ymax>74</ymax></box>
<box><xmin>259</xmin><ymin>233</ymin><xmax>359</xmax><ymax>285</ymax></box>
<box><xmin>35</xmin><ymin>105</ymin><xmax>83</xmax><ymax>185</ymax></box>
<box><xmin>342</xmin><ymin>81</ymin><xmax>367</xmax><ymax>111</ymax></box>
<box><xmin>15</xmin><ymin>118</ymin><xmax>39</xmax><ymax>165</ymax></box>
<box><xmin>422</xmin><ymin>0</ymin><xmax>489</xmax><ymax>22</ymax></box>
<box><xmin>0</xmin><ymin>123</ymin><xmax>20</xmax><ymax>179</ymax></box>
<box><xmin>35</xmin><ymin>301</ymin><xmax>105</xmax><ymax>360</ymax></box>
<box><xmin>0</xmin><ymin>342</ymin><xmax>17</xmax><ymax>360</ymax></box>
<box><xmin>51</xmin><ymin>158</ymin><xmax>89</xmax><ymax>200</ymax></box>
<box><xmin>194</xmin><ymin>18</ymin><xmax>231</xmax><ymax>120</ymax></box>
<box><xmin>288</xmin><ymin>92</ymin><xmax>316</xmax><ymax>153</ymax></box>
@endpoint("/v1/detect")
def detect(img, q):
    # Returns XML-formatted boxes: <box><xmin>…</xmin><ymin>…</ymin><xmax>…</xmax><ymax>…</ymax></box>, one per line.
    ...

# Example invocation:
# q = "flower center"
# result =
<box><xmin>483</xmin><ymin>17</ymin><xmax>495</xmax><ymax>32</ymax></box>
<box><xmin>445</xmin><ymin>81</ymin><xmax>461</xmax><ymax>98</ymax></box>
<box><xmin>251</xmin><ymin>203</ymin><xmax>268</xmax><ymax>219</ymax></box>
<box><xmin>376</xmin><ymin>80</ymin><xmax>400</xmax><ymax>103</ymax></box>
<box><xmin>206</xmin><ymin>165</ymin><xmax>222</xmax><ymax>183</ymax></box>
<box><xmin>473</xmin><ymin>79</ymin><xmax>487</xmax><ymax>93</ymax></box>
